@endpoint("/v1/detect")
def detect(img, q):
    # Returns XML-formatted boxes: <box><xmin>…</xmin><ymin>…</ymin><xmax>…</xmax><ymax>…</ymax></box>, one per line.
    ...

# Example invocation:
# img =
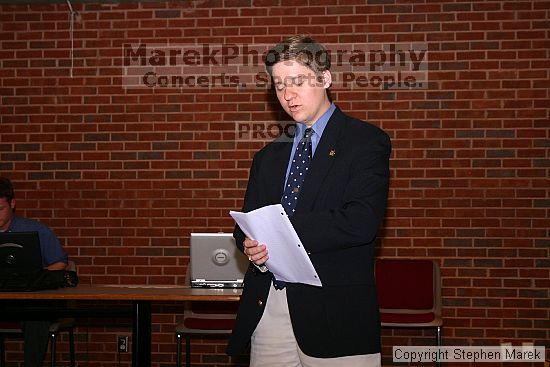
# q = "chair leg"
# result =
<box><xmin>50</xmin><ymin>332</ymin><xmax>56</xmax><ymax>367</ymax></box>
<box><xmin>69</xmin><ymin>329</ymin><xmax>75</xmax><ymax>367</ymax></box>
<box><xmin>1</xmin><ymin>336</ymin><xmax>5</xmax><ymax>367</ymax></box>
<box><xmin>185</xmin><ymin>334</ymin><xmax>191</xmax><ymax>367</ymax></box>
<box><xmin>176</xmin><ymin>333</ymin><xmax>181</xmax><ymax>367</ymax></box>
<box><xmin>436</xmin><ymin>326</ymin><xmax>443</xmax><ymax>367</ymax></box>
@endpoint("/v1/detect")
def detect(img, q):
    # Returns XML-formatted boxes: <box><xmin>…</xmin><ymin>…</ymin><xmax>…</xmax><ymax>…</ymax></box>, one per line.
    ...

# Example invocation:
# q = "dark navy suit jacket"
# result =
<box><xmin>227</xmin><ymin>107</ymin><xmax>391</xmax><ymax>358</ymax></box>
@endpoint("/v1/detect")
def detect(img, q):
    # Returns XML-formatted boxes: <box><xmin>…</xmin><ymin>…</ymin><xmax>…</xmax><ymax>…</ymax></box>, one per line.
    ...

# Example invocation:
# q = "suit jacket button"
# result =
<box><xmin>307</xmin><ymin>251</ymin><xmax>311</xmax><ymax>255</ymax></box>
<box><xmin>257</xmin><ymin>300</ymin><xmax>264</xmax><ymax>307</ymax></box>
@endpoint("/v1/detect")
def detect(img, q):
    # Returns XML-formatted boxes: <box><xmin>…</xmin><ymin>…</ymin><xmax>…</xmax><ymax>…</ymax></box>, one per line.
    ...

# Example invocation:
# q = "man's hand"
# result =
<box><xmin>243</xmin><ymin>237</ymin><xmax>269</xmax><ymax>266</ymax></box>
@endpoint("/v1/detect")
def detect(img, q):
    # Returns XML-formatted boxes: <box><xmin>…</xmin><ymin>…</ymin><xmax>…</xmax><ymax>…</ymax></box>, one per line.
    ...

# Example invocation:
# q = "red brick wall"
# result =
<box><xmin>1</xmin><ymin>1</ymin><xmax>548</xmax><ymax>366</ymax></box>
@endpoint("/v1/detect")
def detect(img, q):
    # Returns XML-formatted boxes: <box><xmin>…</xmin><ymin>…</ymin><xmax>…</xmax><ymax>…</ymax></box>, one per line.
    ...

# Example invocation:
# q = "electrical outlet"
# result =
<box><xmin>117</xmin><ymin>336</ymin><xmax>129</xmax><ymax>353</ymax></box>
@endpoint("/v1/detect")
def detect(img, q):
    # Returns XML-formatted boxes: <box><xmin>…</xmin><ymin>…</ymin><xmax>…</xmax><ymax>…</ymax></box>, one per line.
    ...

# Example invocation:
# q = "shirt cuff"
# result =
<box><xmin>253</xmin><ymin>263</ymin><xmax>268</xmax><ymax>273</ymax></box>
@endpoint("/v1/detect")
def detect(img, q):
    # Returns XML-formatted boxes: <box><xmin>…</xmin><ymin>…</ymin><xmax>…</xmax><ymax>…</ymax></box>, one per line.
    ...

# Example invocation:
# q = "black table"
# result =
<box><xmin>0</xmin><ymin>285</ymin><xmax>242</xmax><ymax>367</ymax></box>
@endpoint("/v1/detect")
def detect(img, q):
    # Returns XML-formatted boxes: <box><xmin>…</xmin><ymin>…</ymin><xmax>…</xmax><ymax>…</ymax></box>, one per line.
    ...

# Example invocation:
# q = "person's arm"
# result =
<box><xmin>36</xmin><ymin>221</ymin><xmax>69</xmax><ymax>268</ymax></box>
<box><xmin>233</xmin><ymin>153</ymin><xmax>270</xmax><ymax>269</ymax></box>
<box><xmin>233</xmin><ymin>152</ymin><xmax>262</xmax><ymax>254</ymax></box>
<box><xmin>46</xmin><ymin>261</ymin><xmax>68</xmax><ymax>271</ymax></box>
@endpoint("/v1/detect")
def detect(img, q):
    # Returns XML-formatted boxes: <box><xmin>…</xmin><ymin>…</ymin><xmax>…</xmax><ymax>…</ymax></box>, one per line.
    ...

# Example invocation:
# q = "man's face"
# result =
<box><xmin>271</xmin><ymin>59</ymin><xmax>332</xmax><ymax>127</ymax></box>
<box><xmin>0</xmin><ymin>198</ymin><xmax>15</xmax><ymax>231</ymax></box>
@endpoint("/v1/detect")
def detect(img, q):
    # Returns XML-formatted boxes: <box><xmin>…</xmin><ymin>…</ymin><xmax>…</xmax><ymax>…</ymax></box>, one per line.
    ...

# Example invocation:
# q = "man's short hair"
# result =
<box><xmin>0</xmin><ymin>177</ymin><xmax>15</xmax><ymax>202</ymax></box>
<box><xmin>265</xmin><ymin>35</ymin><xmax>331</xmax><ymax>76</ymax></box>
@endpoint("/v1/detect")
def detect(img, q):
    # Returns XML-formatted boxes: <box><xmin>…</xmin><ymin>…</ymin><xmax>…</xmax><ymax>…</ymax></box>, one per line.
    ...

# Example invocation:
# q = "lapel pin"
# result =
<box><xmin>329</xmin><ymin>149</ymin><xmax>336</xmax><ymax>157</ymax></box>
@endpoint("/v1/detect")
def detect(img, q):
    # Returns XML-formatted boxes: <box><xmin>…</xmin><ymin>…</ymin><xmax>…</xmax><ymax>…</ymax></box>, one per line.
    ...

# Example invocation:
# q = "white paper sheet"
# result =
<box><xmin>229</xmin><ymin>204</ymin><xmax>322</xmax><ymax>287</ymax></box>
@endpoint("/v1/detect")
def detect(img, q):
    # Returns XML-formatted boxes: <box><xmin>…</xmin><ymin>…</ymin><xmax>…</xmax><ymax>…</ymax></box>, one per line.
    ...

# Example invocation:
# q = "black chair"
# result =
<box><xmin>0</xmin><ymin>318</ymin><xmax>75</xmax><ymax>367</ymax></box>
<box><xmin>0</xmin><ymin>261</ymin><xmax>77</xmax><ymax>367</ymax></box>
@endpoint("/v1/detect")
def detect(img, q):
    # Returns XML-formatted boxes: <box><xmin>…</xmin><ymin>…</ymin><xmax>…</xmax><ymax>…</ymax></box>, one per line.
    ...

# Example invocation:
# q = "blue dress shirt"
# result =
<box><xmin>283</xmin><ymin>103</ymin><xmax>336</xmax><ymax>185</ymax></box>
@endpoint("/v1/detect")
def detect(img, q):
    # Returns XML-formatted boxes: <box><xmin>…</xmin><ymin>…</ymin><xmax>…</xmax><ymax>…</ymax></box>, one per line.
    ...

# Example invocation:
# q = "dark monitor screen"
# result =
<box><xmin>0</xmin><ymin>231</ymin><xmax>43</xmax><ymax>274</ymax></box>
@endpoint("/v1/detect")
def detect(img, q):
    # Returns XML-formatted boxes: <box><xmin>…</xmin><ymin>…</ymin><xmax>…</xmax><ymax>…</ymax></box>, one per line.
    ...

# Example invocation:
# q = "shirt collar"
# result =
<box><xmin>295</xmin><ymin>103</ymin><xmax>336</xmax><ymax>139</ymax></box>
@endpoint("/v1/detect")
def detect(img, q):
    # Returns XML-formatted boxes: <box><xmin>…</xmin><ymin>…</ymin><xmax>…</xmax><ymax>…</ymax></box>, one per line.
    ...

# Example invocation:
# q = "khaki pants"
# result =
<box><xmin>250</xmin><ymin>284</ymin><xmax>381</xmax><ymax>367</ymax></box>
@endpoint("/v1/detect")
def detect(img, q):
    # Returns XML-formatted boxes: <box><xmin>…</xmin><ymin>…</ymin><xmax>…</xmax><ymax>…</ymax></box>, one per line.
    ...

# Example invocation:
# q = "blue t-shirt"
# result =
<box><xmin>7</xmin><ymin>215</ymin><xmax>68</xmax><ymax>267</ymax></box>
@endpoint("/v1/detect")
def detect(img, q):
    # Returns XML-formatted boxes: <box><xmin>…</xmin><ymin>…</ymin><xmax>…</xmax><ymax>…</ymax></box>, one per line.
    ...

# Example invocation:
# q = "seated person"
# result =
<box><xmin>0</xmin><ymin>177</ymin><xmax>68</xmax><ymax>367</ymax></box>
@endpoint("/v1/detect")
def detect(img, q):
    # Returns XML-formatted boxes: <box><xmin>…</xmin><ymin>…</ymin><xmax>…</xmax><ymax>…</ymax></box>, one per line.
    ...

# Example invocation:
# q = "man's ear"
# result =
<box><xmin>321</xmin><ymin>70</ymin><xmax>332</xmax><ymax>89</ymax></box>
<box><xmin>9</xmin><ymin>199</ymin><xmax>16</xmax><ymax>210</ymax></box>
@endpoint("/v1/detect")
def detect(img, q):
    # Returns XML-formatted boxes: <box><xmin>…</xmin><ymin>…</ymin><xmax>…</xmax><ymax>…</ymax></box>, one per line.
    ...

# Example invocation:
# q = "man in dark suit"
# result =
<box><xmin>227</xmin><ymin>35</ymin><xmax>391</xmax><ymax>366</ymax></box>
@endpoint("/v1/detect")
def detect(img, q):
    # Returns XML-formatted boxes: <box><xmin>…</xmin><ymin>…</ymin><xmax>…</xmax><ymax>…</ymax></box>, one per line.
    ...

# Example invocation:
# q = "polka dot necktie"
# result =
<box><xmin>273</xmin><ymin>128</ymin><xmax>313</xmax><ymax>290</ymax></box>
<box><xmin>281</xmin><ymin>127</ymin><xmax>314</xmax><ymax>216</ymax></box>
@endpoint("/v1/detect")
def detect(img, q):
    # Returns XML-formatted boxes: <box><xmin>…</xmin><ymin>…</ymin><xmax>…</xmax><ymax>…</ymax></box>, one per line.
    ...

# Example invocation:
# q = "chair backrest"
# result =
<box><xmin>0</xmin><ymin>321</ymin><xmax>21</xmax><ymax>333</ymax></box>
<box><xmin>375</xmin><ymin>259</ymin><xmax>441</xmax><ymax>318</ymax></box>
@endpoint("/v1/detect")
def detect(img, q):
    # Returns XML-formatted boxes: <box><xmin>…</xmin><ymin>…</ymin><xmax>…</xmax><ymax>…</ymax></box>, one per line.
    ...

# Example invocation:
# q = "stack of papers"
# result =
<box><xmin>230</xmin><ymin>204</ymin><xmax>322</xmax><ymax>287</ymax></box>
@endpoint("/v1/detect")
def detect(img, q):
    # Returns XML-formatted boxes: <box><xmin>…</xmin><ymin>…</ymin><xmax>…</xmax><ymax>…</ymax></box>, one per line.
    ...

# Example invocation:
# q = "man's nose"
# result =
<box><xmin>283</xmin><ymin>87</ymin><xmax>296</xmax><ymax>101</ymax></box>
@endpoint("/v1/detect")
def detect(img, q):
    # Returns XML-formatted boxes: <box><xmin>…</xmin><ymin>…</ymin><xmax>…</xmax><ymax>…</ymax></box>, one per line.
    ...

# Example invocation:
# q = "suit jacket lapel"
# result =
<box><xmin>296</xmin><ymin>108</ymin><xmax>345</xmax><ymax>212</ymax></box>
<box><xmin>266</xmin><ymin>134</ymin><xmax>294</xmax><ymax>203</ymax></box>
